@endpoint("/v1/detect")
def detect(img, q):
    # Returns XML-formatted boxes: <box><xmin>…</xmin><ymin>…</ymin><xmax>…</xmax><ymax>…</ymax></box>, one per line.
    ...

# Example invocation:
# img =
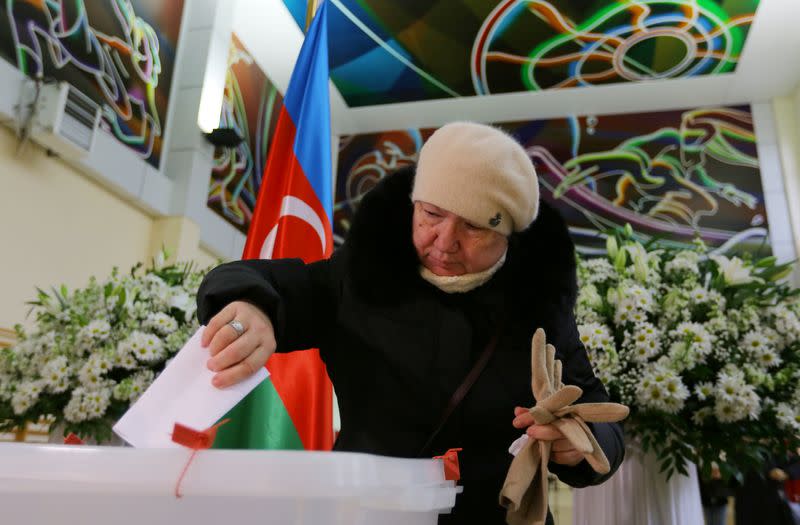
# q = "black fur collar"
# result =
<box><xmin>343</xmin><ymin>166</ymin><xmax>578</xmax><ymax>313</ymax></box>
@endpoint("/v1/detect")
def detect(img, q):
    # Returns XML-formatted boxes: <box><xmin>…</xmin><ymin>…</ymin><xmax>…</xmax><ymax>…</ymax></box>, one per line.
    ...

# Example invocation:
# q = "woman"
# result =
<box><xmin>197</xmin><ymin>122</ymin><xmax>624</xmax><ymax>523</ymax></box>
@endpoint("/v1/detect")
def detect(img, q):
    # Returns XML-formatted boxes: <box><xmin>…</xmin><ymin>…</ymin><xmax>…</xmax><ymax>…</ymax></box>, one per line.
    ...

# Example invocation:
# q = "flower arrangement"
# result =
<box><xmin>0</xmin><ymin>253</ymin><xmax>210</xmax><ymax>443</ymax></box>
<box><xmin>576</xmin><ymin>226</ymin><xmax>800</xmax><ymax>482</ymax></box>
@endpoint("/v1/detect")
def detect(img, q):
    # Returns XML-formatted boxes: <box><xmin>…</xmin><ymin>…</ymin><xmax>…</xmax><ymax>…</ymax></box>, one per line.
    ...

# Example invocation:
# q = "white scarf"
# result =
<box><xmin>419</xmin><ymin>250</ymin><xmax>507</xmax><ymax>294</ymax></box>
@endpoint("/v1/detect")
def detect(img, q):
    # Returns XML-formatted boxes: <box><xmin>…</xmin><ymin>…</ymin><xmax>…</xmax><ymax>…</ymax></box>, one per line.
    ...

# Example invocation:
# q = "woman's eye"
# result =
<box><xmin>465</xmin><ymin>223</ymin><xmax>480</xmax><ymax>231</ymax></box>
<box><xmin>425</xmin><ymin>210</ymin><xmax>442</xmax><ymax>218</ymax></box>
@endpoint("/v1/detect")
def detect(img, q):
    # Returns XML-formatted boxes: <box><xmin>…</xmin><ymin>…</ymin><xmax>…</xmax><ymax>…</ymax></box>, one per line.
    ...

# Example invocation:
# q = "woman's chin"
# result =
<box><xmin>424</xmin><ymin>261</ymin><xmax>463</xmax><ymax>277</ymax></box>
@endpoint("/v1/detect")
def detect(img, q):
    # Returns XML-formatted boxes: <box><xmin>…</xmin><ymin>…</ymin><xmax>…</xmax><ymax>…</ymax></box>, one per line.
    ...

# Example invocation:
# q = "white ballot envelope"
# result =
<box><xmin>113</xmin><ymin>326</ymin><xmax>268</xmax><ymax>448</ymax></box>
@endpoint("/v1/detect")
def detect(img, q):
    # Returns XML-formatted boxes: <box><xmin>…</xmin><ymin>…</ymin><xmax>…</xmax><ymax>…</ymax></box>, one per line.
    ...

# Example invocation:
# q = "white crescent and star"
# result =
<box><xmin>259</xmin><ymin>195</ymin><xmax>328</xmax><ymax>260</ymax></box>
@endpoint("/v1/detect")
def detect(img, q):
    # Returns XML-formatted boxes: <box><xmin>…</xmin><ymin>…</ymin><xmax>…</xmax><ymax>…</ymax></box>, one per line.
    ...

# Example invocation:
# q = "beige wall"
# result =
<box><xmin>0</xmin><ymin>126</ymin><xmax>224</xmax><ymax>330</ymax></box>
<box><xmin>197</xmin><ymin>246</ymin><xmax>224</xmax><ymax>269</ymax></box>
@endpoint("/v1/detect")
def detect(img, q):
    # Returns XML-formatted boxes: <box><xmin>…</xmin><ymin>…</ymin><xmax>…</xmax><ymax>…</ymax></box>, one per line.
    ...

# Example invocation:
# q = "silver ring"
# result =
<box><xmin>228</xmin><ymin>319</ymin><xmax>245</xmax><ymax>337</ymax></box>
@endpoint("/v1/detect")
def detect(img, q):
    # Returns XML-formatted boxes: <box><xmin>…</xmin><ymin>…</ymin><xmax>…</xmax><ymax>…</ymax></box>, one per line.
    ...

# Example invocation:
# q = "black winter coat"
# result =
<box><xmin>197</xmin><ymin>167</ymin><xmax>624</xmax><ymax>524</ymax></box>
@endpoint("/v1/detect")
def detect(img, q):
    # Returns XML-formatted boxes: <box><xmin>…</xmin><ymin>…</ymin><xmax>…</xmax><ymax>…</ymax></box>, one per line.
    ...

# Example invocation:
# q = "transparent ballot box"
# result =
<box><xmin>0</xmin><ymin>443</ymin><xmax>461</xmax><ymax>525</ymax></box>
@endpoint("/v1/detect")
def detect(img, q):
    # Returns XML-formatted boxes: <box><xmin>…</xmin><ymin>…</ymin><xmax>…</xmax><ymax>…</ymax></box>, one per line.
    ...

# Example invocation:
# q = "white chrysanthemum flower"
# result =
<box><xmin>129</xmin><ymin>370</ymin><xmax>155</xmax><ymax>402</ymax></box>
<box><xmin>83</xmin><ymin>388</ymin><xmax>112</xmax><ymax>419</ymax></box>
<box><xmin>576</xmin><ymin>303</ymin><xmax>603</xmax><ymax>324</ymax></box>
<box><xmin>144</xmin><ymin>312</ymin><xmax>178</xmax><ymax>336</ymax></box>
<box><xmin>740</xmin><ymin>330</ymin><xmax>781</xmax><ymax>369</ymax></box>
<box><xmin>627</xmin><ymin>284</ymin><xmax>655</xmax><ymax>310</ymax></box>
<box><xmin>672</xmin><ymin>322</ymin><xmax>713</xmax><ymax>359</ymax></box>
<box><xmin>665</xmin><ymin>251</ymin><xmax>700</xmax><ymax>275</ymax></box>
<box><xmin>761</xmin><ymin>327</ymin><xmax>785</xmax><ymax>352</ymax></box>
<box><xmin>635</xmin><ymin>365</ymin><xmax>689</xmax><ymax>414</ymax></box>
<box><xmin>64</xmin><ymin>388</ymin><xmax>90</xmax><ymax>422</ymax></box>
<box><xmin>128</xmin><ymin>331</ymin><xmax>166</xmax><ymax>363</ymax></box>
<box><xmin>143</xmin><ymin>273</ymin><xmax>168</xmax><ymax>292</ymax></box>
<box><xmin>627</xmin><ymin>323</ymin><xmax>661</xmax><ymax>362</ymax></box>
<box><xmin>578</xmin><ymin>322</ymin><xmax>613</xmax><ymax>350</ymax></box>
<box><xmin>614</xmin><ymin>295</ymin><xmax>650</xmax><ymax>325</ymax></box>
<box><xmin>64</xmin><ymin>386</ymin><xmax>112</xmax><ymax>422</ymax></box>
<box><xmin>769</xmin><ymin>305</ymin><xmax>800</xmax><ymax>340</ymax></box>
<box><xmin>715</xmin><ymin>369</ymin><xmax>744</xmax><ymax>403</ymax></box>
<box><xmin>713</xmin><ymin>400</ymin><xmax>742</xmax><ymax>423</ymax></box>
<box><xmin>694</xmin><ymin>382</ymin><xmax>714</xmax><ymax>401</ymax></box>
<box><xmin>775</xmin><ymin>403</ymin><xmax>800</xmax><ymax>433</ymax></box>
<box><xmin>114</xmin><ymin>348</ymin><xmax>138</xmax><ymax>370</ymax></box>
<box><xmin>78</xmin><ymin>355</ymin><xmax>111</xmax><ymax>387</ymax></box>
<box><xmin>688</xmin><ymin>287</ymin><xmax>709</xmax><ymax>303</ymax></box>
<box><xmin>581</xmin><ymin>258</ymin><xmax>617</xmax><ymax>285</ymax></box>
<box><xmin>714</xmin><ymin>389</ymin><xmax>760</xmax><ymax>423</ymax></box>
<box><xmin>84</xmin><ymin>319</ymin><xmax>111</xmax><ymax>340</ymax></box>
<box><xmin>39</xmin><ymin>331</ymin><xmax>57</xmax><ymax>349</ymax></box>
<box><xmin>692</xmin><ymin>407</ymin><xmax>713</xmax><ymax>426</ymax></box>
<box><xmin>577</xmin><ymin>284</ymin><xmax>603</xmax><ymax>310</ymax></box>
<box><xmin>40</xmin><ymin>356</ymin><xmax>70</xmax><ymax>393</ymax></box>
<box><xmin>756</xmin><ymin>348</ymin><xmax>782</xmax><ymax>369</ymax></box>
<box><xmin>11</xmin><ymin>380</ymin><xmax>44</xmax><ymax>415</ymax></box>
<box><xmin>741</xmin><ymin>330</ymin><xmax>768</xmax><ymax>354</ymax></box>
<box><xmin>712</xmin><ymin>368</ymin><xmax>760</xmax><ymax>423</ymax></box>
<box><xmin>585</xmin><ymin>350</ymin><xmax>620</xmax><ymax>387</ymax></box>
<box><xmin>704</xmin><ymin>316</ymin><xmax>729</xmax><ymax>338</ymax></box>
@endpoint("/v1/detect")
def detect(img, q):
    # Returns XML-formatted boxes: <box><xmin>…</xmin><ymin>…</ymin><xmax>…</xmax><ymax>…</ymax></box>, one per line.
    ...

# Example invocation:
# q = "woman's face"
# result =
<box><xmin>412</xmin><ymin>201</ymin><xmax>508</xmax><ymax>276</ymax></box>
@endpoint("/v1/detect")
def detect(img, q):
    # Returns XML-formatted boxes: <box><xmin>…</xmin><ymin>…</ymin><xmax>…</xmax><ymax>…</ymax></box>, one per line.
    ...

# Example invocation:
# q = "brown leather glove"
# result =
<box><xmin>499</xmin><ymin>328</ymin><xmax>629</xmax><ymax>525</ymax></box>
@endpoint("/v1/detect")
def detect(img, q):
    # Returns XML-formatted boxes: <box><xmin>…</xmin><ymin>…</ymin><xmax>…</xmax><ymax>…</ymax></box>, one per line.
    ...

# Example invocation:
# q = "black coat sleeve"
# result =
<box><xmin>548</xmin><ymin>295</ymin><xmax>625</xmax><ymax>488</ymax></box>
<box><xmin>196</xmin><ymin>251</ymin><xmax>344</xmax><ymax>354</ymax></box>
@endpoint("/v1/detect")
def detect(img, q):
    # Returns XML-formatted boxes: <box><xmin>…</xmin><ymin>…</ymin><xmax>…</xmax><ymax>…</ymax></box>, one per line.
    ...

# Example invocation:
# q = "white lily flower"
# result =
<box><xmin>710</xmin><ymin>255</ymin><xmax>762</xmax><ymax>286</ymax></box>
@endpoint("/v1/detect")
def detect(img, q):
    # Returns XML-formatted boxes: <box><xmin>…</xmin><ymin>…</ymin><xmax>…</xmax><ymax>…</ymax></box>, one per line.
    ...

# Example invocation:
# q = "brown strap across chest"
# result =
<box><xmin>417</xmin><ymin>333</ymin><xmax>500</xmax><ymax>457</ymax></box>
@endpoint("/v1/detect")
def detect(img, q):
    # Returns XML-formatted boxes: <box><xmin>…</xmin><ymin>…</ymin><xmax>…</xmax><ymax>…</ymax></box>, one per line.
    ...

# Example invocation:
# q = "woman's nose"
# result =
<box><xmin>433</xmin><ymin>219</ymin><xmax>459</xmax><ymax>252</ymax></box>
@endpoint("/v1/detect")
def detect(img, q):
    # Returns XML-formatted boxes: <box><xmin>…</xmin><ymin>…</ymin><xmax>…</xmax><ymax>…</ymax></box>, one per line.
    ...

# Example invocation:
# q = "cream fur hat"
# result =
<box><xmin>411</xmin><ymin>121</ymin><xmax>539</xmax><ymax>235</ymax></box>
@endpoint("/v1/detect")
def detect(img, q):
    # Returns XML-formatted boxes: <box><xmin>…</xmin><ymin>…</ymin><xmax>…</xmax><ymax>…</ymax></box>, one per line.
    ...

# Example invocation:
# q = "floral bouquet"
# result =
<box><xmin>0</xmin><ymin>253</ymin><xmax>211</xmax><ymax>443</ymax></box>
<box><xmin>576</xmin><ymin>226</ymin><xmax>800</xmax><ymax>482</ymax></box>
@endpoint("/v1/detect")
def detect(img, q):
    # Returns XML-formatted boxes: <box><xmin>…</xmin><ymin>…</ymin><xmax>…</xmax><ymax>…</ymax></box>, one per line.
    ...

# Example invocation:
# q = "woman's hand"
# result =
<box><xmin>513</xmin><ymin>406</ymin><xmax>584</xmax><ymax>466</ymax></box>
<box><xmin>201</xmin><ymin>301</ymin><xmax>277</xmax><ymax>388</ymax></box>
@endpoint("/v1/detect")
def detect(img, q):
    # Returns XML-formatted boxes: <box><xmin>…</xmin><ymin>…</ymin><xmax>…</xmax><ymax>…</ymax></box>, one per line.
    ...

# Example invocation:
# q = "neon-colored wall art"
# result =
<box><xmin>207</xmin><ymin>34</ymin><xmax>284</xmax><ymax>234</ymax></box>
<box><xmin>0</xmin><ymin>0</ymin><xmax>185</xmax><ymax>168</ymax></box>
<box><xmin>336</xmin><ymin>106</ymin><xmax>768</xmax><ymax>255</ymax></box>
<box><xmin>284</xmin><ymin>0</ymin><xmax>760</xmax><ymax>106</ymax></box>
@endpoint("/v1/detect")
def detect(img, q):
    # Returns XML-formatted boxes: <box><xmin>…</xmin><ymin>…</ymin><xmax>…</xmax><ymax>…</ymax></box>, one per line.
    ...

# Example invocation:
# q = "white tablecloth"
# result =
<box><xmin>572</xmin><ymin>446</ymin><xmax>703</xmax><ymax>525</ymax></box>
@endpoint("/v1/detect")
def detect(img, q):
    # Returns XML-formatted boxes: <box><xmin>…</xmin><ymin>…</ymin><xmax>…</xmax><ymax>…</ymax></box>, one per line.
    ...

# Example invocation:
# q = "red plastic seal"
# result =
<box><xmin>170</xmin><ymin>419</ymin><xmax>230</xmax><ymax>498</ymax></box>
<box><xmin>434</xmin><ymin>448</ymin><xmax>463</xmax><ymax>481</ymax></box>
<box><xmin>63</xmin><ymin>433</ymin><xmax>84</xmax><ymax>445</ymax></box>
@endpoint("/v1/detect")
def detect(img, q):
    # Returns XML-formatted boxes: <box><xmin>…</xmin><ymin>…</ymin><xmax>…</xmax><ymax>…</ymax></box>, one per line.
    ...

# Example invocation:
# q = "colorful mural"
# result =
<box><xmin>0</xmin><ymin>0</ymin><xmax>185</xmax><ymax>168</ymax></box>
<box><xmin>284</xmin><ymin>0</ymin><xmax>761</xmax><ymax>106</ymax></box>
<box><xmin>208</xmin><ymin>34</ymin><xmax>284</xmax><ymax>234</ymax></box>
<box><xmin>336</xmin><ymin>106</ymin><xmax>769</xmax><ymax>254</ymax></box>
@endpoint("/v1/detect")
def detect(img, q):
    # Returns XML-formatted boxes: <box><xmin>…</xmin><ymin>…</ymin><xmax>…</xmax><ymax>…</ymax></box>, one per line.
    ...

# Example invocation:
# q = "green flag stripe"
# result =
<box><xmin>212</xmin><ymin>378</ymin><xmax>304</xmax><ymax>450</ymax></box>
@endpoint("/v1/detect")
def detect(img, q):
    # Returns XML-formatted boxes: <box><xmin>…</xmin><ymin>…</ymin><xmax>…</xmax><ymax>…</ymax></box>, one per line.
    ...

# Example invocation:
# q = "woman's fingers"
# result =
<box><xmin>212</xmin><ymin>345</ymin><xmax>271</xmax><ymax>388</ymax></box>
<box><xmin>513</xmin><ymin>411</ymin><xmax>588</xmax><ymax>466</ymax></box>
<box><xmin>513</xmin><ymin>409</ymin><xmax>535</xmax><ymax>429</ymax></box>
<box><xmin>208</xmin><ymin>329</ymin><xmax>259</xmax><ymax>372</ymax></box>
<box><xmin>202</xmin><ymin>303</ymin><xmax>237</xmax><ymax>347</ymax></box>
<box><xmin>207</xmin><ymin>319</ymin><xmax>241</xmax><ymax>357</ymax></box>
<box><xmin>526</xmin><ymin>424</ymin><xmax>562</xmax><ymax>441</ymax></box>
<box><xmin>201</xmin><ymin>301</ymin><xmax>277</xmax><ymax>388</ymax></box>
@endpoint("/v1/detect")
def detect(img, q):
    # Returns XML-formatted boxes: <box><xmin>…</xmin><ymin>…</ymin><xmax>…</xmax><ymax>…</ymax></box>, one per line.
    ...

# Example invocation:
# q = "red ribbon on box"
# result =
<box><xmin>434</xmin><ymin>448</ymin><xmax>463</xmax><ymax>481</ymax></box>
<box><xmin>171</xmin><ymin>419</ymin><xmax>230</xmax><ymax>498</ymax></box>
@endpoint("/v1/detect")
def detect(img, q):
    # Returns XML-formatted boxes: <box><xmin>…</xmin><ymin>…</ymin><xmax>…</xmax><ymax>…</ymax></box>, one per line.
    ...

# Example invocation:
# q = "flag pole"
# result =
<box><xmin>304</xmin><ymin>0</ymin><xmax>322</xmax><ymax>33</ymax></box>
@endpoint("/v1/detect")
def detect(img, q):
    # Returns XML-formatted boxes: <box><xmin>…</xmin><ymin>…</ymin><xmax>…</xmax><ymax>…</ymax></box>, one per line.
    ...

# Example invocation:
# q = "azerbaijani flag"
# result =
<box><xmin>213</xmin><ymin>1</ymin><xmax>334</xmax><ymax>451</ymax></box>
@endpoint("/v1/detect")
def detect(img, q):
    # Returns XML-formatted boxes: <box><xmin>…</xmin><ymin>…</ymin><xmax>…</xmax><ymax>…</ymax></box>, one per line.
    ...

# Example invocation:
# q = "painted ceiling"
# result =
<box><xmin>283</xmin><ymin>0</ymin><xmax>761</xmax><ymax>107</ymax></box>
